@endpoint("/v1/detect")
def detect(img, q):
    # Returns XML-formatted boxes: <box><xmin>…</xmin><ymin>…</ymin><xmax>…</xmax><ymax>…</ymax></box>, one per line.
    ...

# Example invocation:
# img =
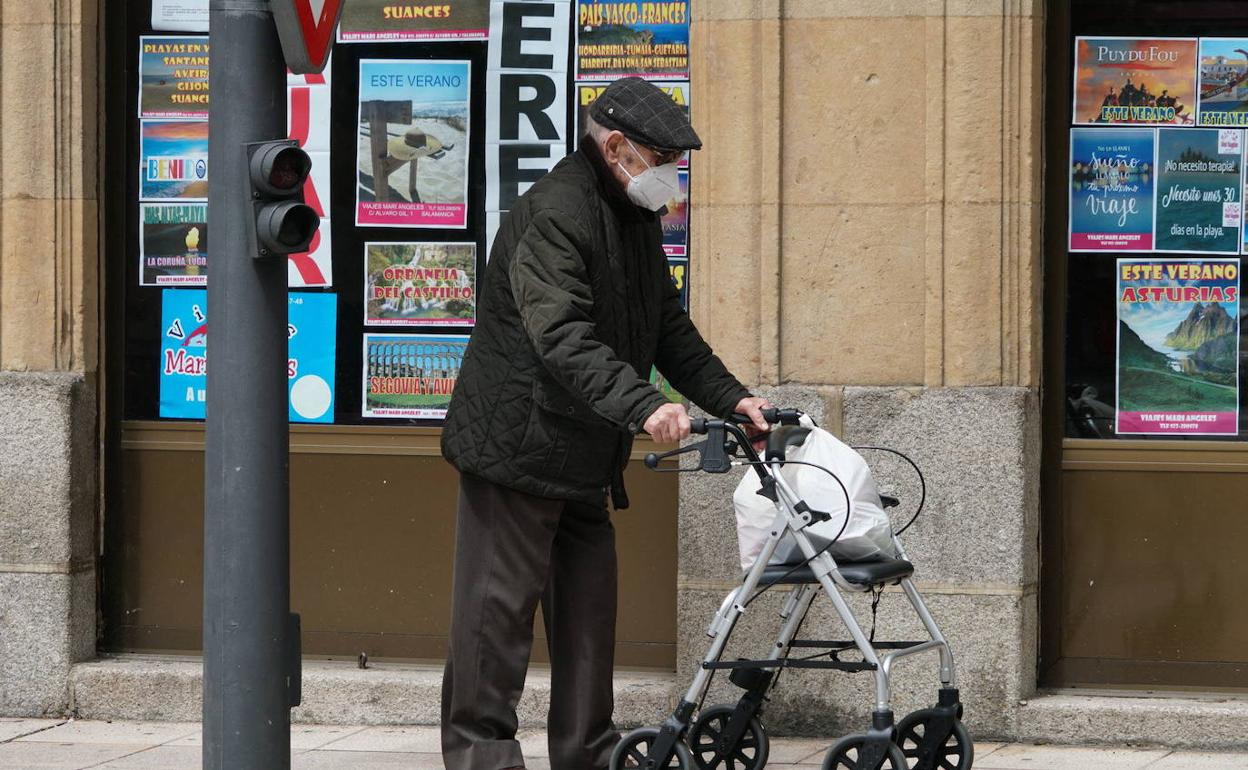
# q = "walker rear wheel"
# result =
<box><xmin>688</xmin><ymin>704</ymin><xmax>769</xmax><ymax>770</ymax></box>
<box><xmin>611</xmin><ymin>727</ymin><xmax>695</xmax><ymax>769</ymax></box>
<box><xmin>895</xmin><ymin>710</ymin><xmax>973</xmax><ymax>770</ymax></box>
<box><xmin>822</xmin><ymin>734</ymin><xmax>908</xmax><ymax>770</ymax></box>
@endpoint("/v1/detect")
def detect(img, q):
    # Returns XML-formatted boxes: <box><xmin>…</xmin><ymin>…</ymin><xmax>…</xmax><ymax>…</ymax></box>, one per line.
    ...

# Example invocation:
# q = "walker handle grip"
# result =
<box><xmin>729</xmin><ymin>408</ymin><xmax>801</xmax><ymax>426</ymax></box>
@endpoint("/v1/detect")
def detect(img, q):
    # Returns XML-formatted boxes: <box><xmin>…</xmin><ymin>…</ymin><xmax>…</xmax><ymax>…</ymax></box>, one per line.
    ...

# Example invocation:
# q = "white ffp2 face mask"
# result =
<box><xmin>617</xmin><ymin>138</ymin><xmax>681</xmax><ymax>212</ymax></box>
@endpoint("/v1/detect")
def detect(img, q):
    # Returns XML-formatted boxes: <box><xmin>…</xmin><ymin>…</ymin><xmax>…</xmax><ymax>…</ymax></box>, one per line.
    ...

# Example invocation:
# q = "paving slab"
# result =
<box><xmin>316</xmin><ymin>725</ymin><xmax>443</xmax><ymax>753</ymax></box>
<box><xmin>168</xmin><ymin>723</ymin><xmax>366</xmax><ymax>751</ymax></box>
<box><xmin>975</xmin><ymin>743</ymin><xmax>1170</xmax><ymax>769</ymax></box>
<box><xmin>0</xmin><ymin>719</ymin><xmax>65</xmax><ymax>743</ymax></box>
<box><xmin>293</xmin><ymin>751</ymin><xmax>446</xmax><ymax>769</ymax></box>
<box><xmin>0</xmin><ymin>741</ymin><xmax>148</xmax><ymax>769</ymax></box>
<box><xmin>768</xmin><ymin>736</ymin><xmax>834</xmax><ymax>763</ymax></box>
<box><xmin>93</xmin><ymin>745</ymin><xmax>204</xmax><ymax>769</ymax></box>
<box><xmin>1147</xmin><ymin>752</ymin><xmax>1248</xmax><ymax>769</ymax></box>
<box><xmin>13</xmin><ymin>720</ymin><xmax>195</xmax><ymax>746</ymax></box>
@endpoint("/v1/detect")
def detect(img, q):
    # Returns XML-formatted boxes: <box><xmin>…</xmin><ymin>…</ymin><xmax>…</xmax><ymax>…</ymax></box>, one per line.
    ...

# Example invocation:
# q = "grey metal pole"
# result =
<box><xmin>204</xmin><ymin>2</ymin><xmax>296</xmax><ymax>768</ymax></box>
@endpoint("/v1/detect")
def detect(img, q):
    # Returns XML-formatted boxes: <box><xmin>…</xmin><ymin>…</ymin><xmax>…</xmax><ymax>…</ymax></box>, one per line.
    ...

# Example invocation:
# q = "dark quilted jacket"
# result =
<box><xmin>440</xmin><ymin>142</ymin><xmax>749</xmax><ymax>508</ymax></box>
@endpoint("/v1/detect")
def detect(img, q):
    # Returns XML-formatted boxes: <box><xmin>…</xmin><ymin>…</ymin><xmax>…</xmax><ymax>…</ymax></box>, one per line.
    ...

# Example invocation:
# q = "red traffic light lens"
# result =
<box><xmin>267</xmin><ymin>147</ymin><xmax>311</xmax><ymax>193</ymax></box>
<box><xmin>249</xmin><ymin>142</ymin><xmax>312</xmax><ymax>198</ymax></box>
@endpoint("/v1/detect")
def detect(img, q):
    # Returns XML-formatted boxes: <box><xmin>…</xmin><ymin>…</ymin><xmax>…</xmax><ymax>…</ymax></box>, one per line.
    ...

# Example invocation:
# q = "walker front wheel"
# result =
<box><xmin>895</xmin><ymin>710</ymin><xmax>973</xmax><ymax>770</ymax></box>
<box><xmin>611</xmin><ymin>727</ymin><xmax>695</xmax><ymax>769</ymax></box>
<box><xmin>688</xmin><ymin>704</ymin><xmax>769</xmax><ymax>770</ymax></box>
<box><xmin>822</xmin><ymin>734</ymin><xmax>908</xmax><ymax>770</ymax></box>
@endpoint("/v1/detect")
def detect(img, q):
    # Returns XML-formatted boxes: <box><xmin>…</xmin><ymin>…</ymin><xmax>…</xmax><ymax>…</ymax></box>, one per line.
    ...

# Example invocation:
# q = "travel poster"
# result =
<box><xmin>140</xmin><ymin>203</ymin><xmax>207</xmax><ymax>286</ymax></box>
<box><xmin>362</xmin><ymin>334</ymin><xmax>468</xmax><ymax>419</ymax></box>
<box><xmin>1155</xmin><ymin>128</ymin><xmax>1243</xmax><ymax>254</ymax></box>
<box><xmin>1116</xmin><ymin>258</ymin><xmax>1240</xmax><ymax>436</ymax></box>
<box><xmin>339</xmin><ymin>0</ymin><xmax>488</xmax><ymax>42</ymax></box>
<box><xmin>356</xmin><ymin>60</ymin><xmax>471</xmax><ymax>228</ymax></box>
<box><xmin>1073</xmin><ymin>37</ymin><xmax>1197</xmax><ymax>125</ymax></box>
<box><xmin>1069</xmin><ymin>128</ymin><xmax>1157</xmax><ymax>251</ymax></box>
<box><xmin>140</xmin><ymin>120</ymin><xmax>208</xmax><ymax>201</ymax></box>
<box><xmin>139</xmin><ymin>36</ymin><xmax>210</xmax><ymax>118</ymax></box>
<box><xmin>668</xmin><ymin>257</ymin><xmax>688</xmax><ymax>311</ymax></box>
<box><xmin>365</xmin><ymin>242</ymin><xmax>477</xmax><ymax>327</ymax></box>
<box><xmin>576</xmin><ymin>1</ymin><xmax>690</xmax><ymax>80</ymax></box>
<box><xmin>1198</xmin><ymin>38</ymin><xmax>1248</xmax><ymax>127</ymax></box>
<box><xmin>661</xmin><ymin>170</ymin><xmax>689</xmax><ymax>257</ymax></box>
<box><xmin>159</xmin><ymin>290</ymin><xmax>338</xmax><ymax>423</ymax></box>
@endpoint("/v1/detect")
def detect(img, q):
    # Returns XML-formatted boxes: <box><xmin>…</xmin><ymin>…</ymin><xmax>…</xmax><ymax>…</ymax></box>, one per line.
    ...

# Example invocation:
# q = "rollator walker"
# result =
<box><xmin>610</xmin><ymin>408</ymin><xmax>972</xmax><ymax>770</ymax></box>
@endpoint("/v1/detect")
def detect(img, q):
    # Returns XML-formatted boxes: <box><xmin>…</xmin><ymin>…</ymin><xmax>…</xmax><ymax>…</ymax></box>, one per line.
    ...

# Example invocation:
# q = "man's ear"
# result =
<box><xmin>602</xmin><ymin>130</ymin><xmax>626</xmax><ymax>165</ymax></box>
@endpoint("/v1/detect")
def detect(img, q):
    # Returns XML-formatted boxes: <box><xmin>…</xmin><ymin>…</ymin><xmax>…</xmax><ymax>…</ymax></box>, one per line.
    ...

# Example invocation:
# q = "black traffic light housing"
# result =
<box><xmin>245</xmin><ymin>140</ymin><xmax>319</xmax><ymax>258</ymax></box>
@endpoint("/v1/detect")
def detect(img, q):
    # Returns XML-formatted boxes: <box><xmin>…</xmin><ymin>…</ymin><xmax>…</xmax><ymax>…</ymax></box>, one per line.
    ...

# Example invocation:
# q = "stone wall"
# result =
<box><xmin>0</xmin><ymin>0</ymin><xmax>101</xmax><ymax>716</ymax></box>
<box><xmin>689</xmin><ymin>0</ymin><xmax>1044</xmax><ymax>390</ymax></box>
<box><xmin>676</xmin><ymin>0</ymin><xmax>1046</xmax><ymax>740</ymax></box>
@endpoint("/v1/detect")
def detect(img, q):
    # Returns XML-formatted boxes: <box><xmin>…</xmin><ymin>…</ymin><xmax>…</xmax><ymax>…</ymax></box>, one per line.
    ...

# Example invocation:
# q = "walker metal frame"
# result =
<box><xmin>615</xmin><ymin>408</ymin><xmax>970</xmax><ymax>770</ymax></box>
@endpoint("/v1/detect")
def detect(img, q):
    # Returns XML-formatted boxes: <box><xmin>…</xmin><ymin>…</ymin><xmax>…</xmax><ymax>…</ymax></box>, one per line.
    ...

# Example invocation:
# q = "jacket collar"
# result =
<box><xmin>578</xmin><ymin>140</ymin><xmax>656</xmax><ymax>222</ymax></box>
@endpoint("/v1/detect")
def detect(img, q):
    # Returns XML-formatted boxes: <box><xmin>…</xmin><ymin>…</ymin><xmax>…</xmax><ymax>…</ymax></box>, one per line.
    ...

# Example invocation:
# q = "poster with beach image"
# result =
<box><xmin>356</xmin><ymin>60</ymin><xmax>471</xmax><ymax>229</ymax></box>
<box><xmin>362</xmin><ymin>334</ymin><xmax>467</xmax><ymax>419</ymax></box>
<box><xmin>1073</xmin><ymin>37</ymin><xmax>1197</xmax><ymax>125</ymax></box>
<box><xmin>1116</xmin><ymin>258</ymin><xmax>1240</xmax><ymax>436</ymax></box>
<box><xmin>1069</xmin><ymin>127</ymin><xmax>1156</xmax><ymax>251</ymax></box>
<box><xmin>338</xmin><ymin>0</ymin><xmax>488</xmax><ymax>42</ymax></box>
<box><xmin>1198</xmin><ymin>38</ymin><xmax>1248</xmax><ymax>127</ymax></box>
<box><xmin>140</xmin><ymin>203</ymin><xmax>207</xmax><ymax>286</ymax></box>
<box><xmin>140</xmin><ymin>120</ymin><xmax>208</xmax><ymax>201</ymax></box>
<box><xmin>139</xmin><ymin>36</ymin><xmax>210</xmax><ymax>118</ymax></box>
<box><xmin>1155</xmin><ymin>128</ymin><xmax>1242</xmax><ymax>254</ymax></box>
<box><xmin>576</xmin><ymin>0</ymin><xmax>690</xmax><ymax>80</ymax></box>
<box><xmin>365</xmin><ymin>242</ymin><xmax>476</xmax><ymax>327</ymax></box>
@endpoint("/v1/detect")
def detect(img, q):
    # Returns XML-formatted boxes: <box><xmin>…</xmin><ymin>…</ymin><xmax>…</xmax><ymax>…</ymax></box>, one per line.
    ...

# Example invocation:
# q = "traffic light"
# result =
<box><xmin>245</xmin><ymin>140</ymin><xmax>320</xmax><ymax>258</ymax></box>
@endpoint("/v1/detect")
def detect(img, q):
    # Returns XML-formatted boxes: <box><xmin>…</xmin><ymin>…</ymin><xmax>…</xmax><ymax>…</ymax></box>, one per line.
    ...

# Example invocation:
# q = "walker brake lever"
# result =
<box><xmin>643</xmin><ymin>423</ymin><xmax>734</xmax><ymax>473</ymax></box>
<box><xmin>643</xmin><ymin>440</ymin><xmax>709</xmax><ymax>472</ymax></box>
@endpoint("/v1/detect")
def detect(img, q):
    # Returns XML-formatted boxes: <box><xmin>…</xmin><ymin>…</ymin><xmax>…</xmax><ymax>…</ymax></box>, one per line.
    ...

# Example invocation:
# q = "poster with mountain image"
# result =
<box><xmin>1069</xmin><ymin>127</ymin><xmax>1156</xmax><ymax>251</ymax></box>
<box><xmin>1155</xmin><ymin>128</ymin><xmax>1243</xmax><ymax>254</ymax></box>
<box><xmin>1116</xmin><ymin>258</ymin><xmax>1240</xmax><ymax>436</ymax></box>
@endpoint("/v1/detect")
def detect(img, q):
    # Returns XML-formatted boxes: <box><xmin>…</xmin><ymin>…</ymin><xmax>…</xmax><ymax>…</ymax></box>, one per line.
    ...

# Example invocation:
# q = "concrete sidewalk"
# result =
<box><xmin>3</xmin><ymin>719</ymin><xmax>1248</xmax><ymax>769</ymax></box>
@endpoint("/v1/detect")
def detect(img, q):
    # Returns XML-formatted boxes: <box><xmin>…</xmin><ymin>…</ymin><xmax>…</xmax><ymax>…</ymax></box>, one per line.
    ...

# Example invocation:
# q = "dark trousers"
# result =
<box><xmin>441</xmin><ymin>473</ymin><xmax>619</xmax><ymax>770</ymax></box>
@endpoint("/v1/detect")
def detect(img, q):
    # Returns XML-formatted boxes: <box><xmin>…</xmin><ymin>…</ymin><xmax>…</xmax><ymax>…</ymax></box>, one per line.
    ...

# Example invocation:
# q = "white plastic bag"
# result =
<box><xmin>733</xmin><ymin>416</ymin><xmax>895</xmax><ymax>571</ymax></box>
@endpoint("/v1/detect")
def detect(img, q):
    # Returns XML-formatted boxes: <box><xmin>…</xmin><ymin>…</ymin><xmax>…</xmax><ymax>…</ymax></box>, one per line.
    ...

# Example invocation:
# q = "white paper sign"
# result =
<box><xmin>152</xmin><ymin>0</ymin><xmax>209</xmax><ymax>31</ymax></box>
<box><xmin>288</xmin><ymin>85</ymin><xmax>332</xmax><ymax>153</ymax></box>
<box><xmin>486</xmin><ymin>70</ymin><xmax>568</xmax><ymax>143</ymax></box>
<box><xmin>486</xmin><ymin>143</ymin><xmax>564</xmax><ymax>211</ymax></box>
<box><xmin>288</xmin><ymin>220</ymin><xmax>334</xmax><ymax>288</ymax></box>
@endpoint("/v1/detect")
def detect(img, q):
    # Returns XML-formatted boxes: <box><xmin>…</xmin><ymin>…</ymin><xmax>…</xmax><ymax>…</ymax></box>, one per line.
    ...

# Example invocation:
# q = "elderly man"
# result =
<box><xmin>439</xmin><ymin>77</ymin><xmax>769</xmax><ymax>770</ymax></box>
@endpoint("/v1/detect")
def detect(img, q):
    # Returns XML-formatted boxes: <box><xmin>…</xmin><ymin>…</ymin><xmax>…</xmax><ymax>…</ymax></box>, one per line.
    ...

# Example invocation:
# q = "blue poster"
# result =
<box><xmin>159</xmin><ymin>290</ymin><xmax>338</xmax><ymax>423</ymax></box>
<box><xmin>1069</xmin><ymin>127</ymin><xmax>1156</xmax><ymax>252</ymax></box>
<box><xmin>140</xmin><ymin>120</ymin><xmax>208</xmax><ymax>201</ymax></box>
<box><xmin>1155</xmin><ymin>128</ymin><xmax>1242</xmax><ymax>254</ymax></box>
<box><xmin>286</xmin><ymin>293</ymin><xmax>338</xmax><ymax>423</ymax></box>
<box><xmin>159</xmin><ymin>289</ymin><xmax>209</xmax><ymax>418</ymax></box>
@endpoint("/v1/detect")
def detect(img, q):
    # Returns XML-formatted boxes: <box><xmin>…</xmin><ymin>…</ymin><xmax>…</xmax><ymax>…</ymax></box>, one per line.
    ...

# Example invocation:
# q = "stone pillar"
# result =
<box><xmin>0</xmin><ymin>0</ymin><xmax>101</xmax><ymax>716</ymax></box>
<box><xmin>682</xmin><ymin>0</ymin><xmax>1044</xmax><ymax>740</ymax></box>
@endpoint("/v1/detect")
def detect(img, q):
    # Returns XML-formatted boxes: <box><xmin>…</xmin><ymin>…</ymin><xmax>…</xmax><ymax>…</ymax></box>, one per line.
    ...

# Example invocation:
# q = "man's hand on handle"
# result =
<box><xmin>643</xmin><ymin>402</ymin><xmax>691</xmax><ymax>444</ymax></box>
<box><xmin>734</xmin><ymin>395</ymin><xmax>773</xmax><ymax>448</ymax></box>
<box><xmin>643</xmin><ymin>396</ymin><xmax>774</xmax><ymax>445</ymax></box>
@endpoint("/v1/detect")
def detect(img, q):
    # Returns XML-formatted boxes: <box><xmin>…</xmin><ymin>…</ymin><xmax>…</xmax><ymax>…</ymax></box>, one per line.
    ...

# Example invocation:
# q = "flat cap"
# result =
<box><xmin>589</xmin><ymin>77</ymin><xmax>702</xmax><ymax>153</ymax></box>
